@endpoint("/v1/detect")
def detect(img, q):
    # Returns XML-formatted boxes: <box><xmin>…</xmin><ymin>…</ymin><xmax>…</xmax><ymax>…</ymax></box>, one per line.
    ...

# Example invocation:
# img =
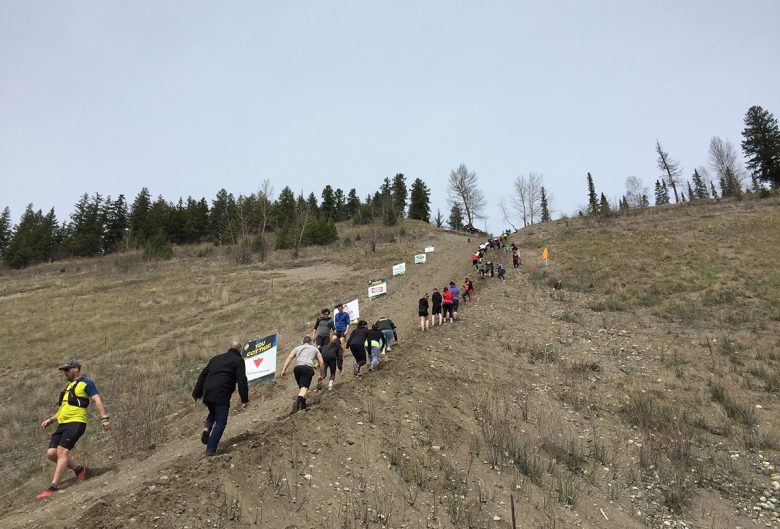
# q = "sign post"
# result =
<box><xmin>414</xmin><ymin>253</ymin><xmax>426</xmax><ymax>264</ymax></box>
<box><xmin>368</xmin><ymin>278</ymin><xmax>387</xmax><ymax>299</ymax></box>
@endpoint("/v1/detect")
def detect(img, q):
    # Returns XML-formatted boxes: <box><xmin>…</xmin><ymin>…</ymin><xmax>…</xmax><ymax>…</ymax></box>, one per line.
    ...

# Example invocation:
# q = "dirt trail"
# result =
<box><xmin>0</xmin><ymin>233</ymin><xmax>475</xmax><ymax>529</ymax></box>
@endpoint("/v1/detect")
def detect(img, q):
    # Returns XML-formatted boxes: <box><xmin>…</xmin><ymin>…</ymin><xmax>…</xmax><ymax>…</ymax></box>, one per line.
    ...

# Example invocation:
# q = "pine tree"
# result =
<box><xmin>710</xmin><ymin>182</ymin><xmax>718</xmax><ymax>199</ymax></box>
<box><xmin>434</xmin><ymin>209</ymin><xmax>444</xmax><ymax>228</ymax></box>
<box><xmin>101</xmin><ymin>195</ymin><xmax>128</xmax><ymax>252</ymax></box>
<box><xmin>692</xmin><ymin>170</ymin><xmax>709</xmax><ymax>200</ymax></box>
<box><xmin>586</xmin><ymin>173</ymin><xmax>599</xmax><ymax>215</ymax></box>
<box><xmin>345</xmin><ymin>188</ymin><xmax>360</xmax><ymax>220</ymax></box>
<box><xmin>5</xmin><ymin>205</ymin><xmax>59</xmax><ymax>268</ymax></box>
<box><xmin>687</xmin><ymin>182</ymin><xmax>695</xmax><ymax>202</ymax></box>
<box><xmin>274</xmin><ymin>187</ymin><xmax>297</xmax><ymax>229</ymax></box>
<box><xmin>407</xmin><ymin>178</ymin><xmax>431</xmax><ymax>222</ymax></box>
<box><xmin>447</xmin><ymin>203</ymin><xmax>464</xmax><ymax>230</ymax></box>
<box><xmin>654</xmin><ymin>180</ymin><xmax>670</xmax><ymax>205</ymax></box>
<box><xmin>540</xmin><ymin>187</ymin><xmax>551</xmax><ymax>222</ymax></box>
<box><xmin>619</xmin><ymin>196</ymin><xmax>629</xmax><ymax>212</ymax></box>
<box><xmin>306</xmin><ymin>193</ymin><xmax>319</xmax><ymax>218</ymax></box>
<box><xmin>0</xmin><ymin>206</ymin><xmax>11</xmax><ymax>260</ymax></box>
<box><xmin>656</xmin><ymin>141</ymin><xmax>682</xmax><ymax>203</ymax></box>
<box><xmin>598</xmin><ymin>193</ymin><xmax>611</xmax><ymax>216</ymax></box>
<box><xmin>640</xmin><ymin>194</ymin><xmax>650</xmax><ymax>208</ymax></box>
<box><xmin>210</xmin><ymin>189</ymin><xmax>237</xmax><ymax>244</ymax></box>
<box><xmin>741</xmin><ymin>105</ymin><xmax>780</xmax><ymax>188</ymax></box>
<box><xmin>65</xmin><ymin>193</ymin><xmax>104</xmax><ymax>256</ymax></box>
<box><xmin>333</xmin><ymin>188</ymin><xmax>345</xmax><ymax>221</ymax></box>
<box><xmin>320</xmin><ymin>185</ymin><xmax>337</xmax><ymax>221</ymax></box>
<box><xmin>129</xmin><ymin>187</ymin><xmax>152</xmax><ymax>242</ymax></box>
<box><xmin>391</xmin><ymin>173</ymin><xmax>408</xmax><ymax>218</ymax></box>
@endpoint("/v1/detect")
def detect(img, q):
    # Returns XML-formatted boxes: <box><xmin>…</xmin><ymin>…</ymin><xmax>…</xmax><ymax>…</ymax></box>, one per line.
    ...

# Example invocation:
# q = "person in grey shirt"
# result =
<box><xmin>312</xmin><ymin>308</ymin><xmax>335</xmax><ymax>350</ymax></box>
<box><xmin>281</xmin><ymin>336</ymin><xmax>324</xmax><ymax>414</ymax></box>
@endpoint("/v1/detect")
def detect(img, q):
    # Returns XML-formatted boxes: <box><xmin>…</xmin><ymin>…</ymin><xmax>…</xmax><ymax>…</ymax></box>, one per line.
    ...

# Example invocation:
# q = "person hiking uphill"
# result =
<box><xmin>281</xmin><ymin>336</ymin><xmax>325</xmax><ymax>413</ymax></box>
<box><xmin>431</xmin><ymin>288</ymin><xmax>443</xmax><ymax>326</ymax></box>
<box><xmin>334</xmin><ymin>304</ymin><xmax>351</xmax><ymax>344</ymax></box>
<box><xmin>442</xmin><ymin>286</ymin><xmax>454</xmax><ymax>323</ymax></box>
<box><xmin>320</xmin><ymin>336</ymin><xmax>344</xmax><ymax>390</ymax></box>
<box><xmin>374</xmin><ymin>316</ymin><xmax>398</xmax><ymax>352</ymax></box>
<box><xmin>312</xmin><ymin>308</ymin><xmax>334</xmax><ymax>350</ymax></box>
<box><xmin>346</xmin><ymin>320</ymin><xmax>371</xmax><ymax>378</ymax></box>
<box><xmin>418</xmin><ymin>293</ymin><xmax>430</xmax><ymax>331</ymax></box>
<box><xmin>37</xmin><ymin>360</ymin><xmax>111</xmax><ymax>499</ymax></box>
<box><xmin>366</xmin><ymin>324</ymin><xmax>386</xmax><ymax>370</ymax></box>
<box><xmin>192</xmin><ymin>339</ymin><xmax>249</xmax><ymax>456</ymax></box>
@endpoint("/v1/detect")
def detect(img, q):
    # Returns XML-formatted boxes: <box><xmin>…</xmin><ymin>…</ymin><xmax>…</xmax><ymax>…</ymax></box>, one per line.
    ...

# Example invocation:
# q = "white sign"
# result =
<box><xmin>242</xmin><ymin>334</ymin><xmax>277</xmax><ymax>383</ymax></box>
<box><xmin>424</xmin><ymin>246</ymin><xmax>434</xmax><ymax>253</ymax></box>
<box><xmin>392</xmin><ymin>262</ymin><xmax>406</xmax><ymax>276</ymax></box>
<box><xmin>414</xmin><ymin>253</ymin><xmax>426</xmax><ymax>264</ymax></box>
<box><xmin>368</xmin><ymin>278</ymin><xmax>387</xmax><ymax>298</ymax></box>
<box><xmin>338</xmin><ymin>299</ymin><xmax>360</xmax><ymax>324</ymax></box>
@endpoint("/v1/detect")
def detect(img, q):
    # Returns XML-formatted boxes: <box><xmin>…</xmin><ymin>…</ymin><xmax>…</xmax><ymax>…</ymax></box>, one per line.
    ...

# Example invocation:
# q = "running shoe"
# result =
<box><xmin>74</xmin><ymin>465</ymin><xmax>87</xmax><ymax>482</ymax></box>
<box><xmin>290</xmin><ymin>399</ymin><xmax>299</xmax><ymax>415</ymax></box>
<box><xmin>201</xmin><ymin>429</ymin><xmax>211</xmax><ymax>445</ymax></box>
<box><xmin>328</xmin><ymin>382</ymin><xmax>334</xmax><ymax>391</ymax></box>
<box><xmin>36</xmin><ymin>486</ymin><xmax>57</xmax><ymax>499</ymax></box>
<box><xmin>352</xmin><ymin>363</ymin><xmax>359</xmax><ymax>376</ymax></box>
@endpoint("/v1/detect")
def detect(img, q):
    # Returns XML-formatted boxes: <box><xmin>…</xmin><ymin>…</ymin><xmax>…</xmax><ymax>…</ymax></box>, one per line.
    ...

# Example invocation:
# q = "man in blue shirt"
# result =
<box><xmin>334</xmin><ymin>304</ymin><xmax>351</xmax><ymax>344</ymax></box>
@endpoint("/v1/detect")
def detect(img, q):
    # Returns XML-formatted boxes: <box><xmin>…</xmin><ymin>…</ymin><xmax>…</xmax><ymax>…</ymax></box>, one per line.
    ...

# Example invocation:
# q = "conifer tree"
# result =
<box><xmin>274</xmin><ymin>187</ymin><xmax>297</xmax><ymax>229</ymax></box>
<box><xmin>345</xmin><ymin>188</ymin><xmax>360</xmax><ymax>220</ymax></box>
<box><xmin>129</xmin><ymin>187</ymin><xmax>152</xmax><ymax>242</ymax></box>
<box><xmin>407</xmin><ymin>178</ymin><xmax>431</xmax><ymax>222</ymax></box>
<box><xmin>320</xmin><ymin>185</ymin><xmax>337</xmax><ymax>221</ymax></box>
<box><xmin>66</xmin><ymin>193</ymin><xmax>104</xmax><ymax>256</ymax></box>
<box><xmin>598</xmin><ymin>193</ymin><xmax>611</xmax><ymax>216</ymax></box>
<box><xmin>655</xmin><ymin>141</ymin><xmax>682</xmax><ymax>203</ymax></box>
<box><xmin>540</xmin><ymin>187</ymin><xmax>551</xmax><ymax>222</ymax></box>
<box><xmin>447</xmin><ymin>203</ymin><xmax>464</xmax><ymax>230</ymax></box>
<box><xmin>586</xmin><ymin>173</ymin><xmax>599</xmax><ymax>215</ymax></box>
<box><xmin>102</xmin><ymin>195</ymin><xmax>128</xmax><ymax>252</ymax></box>
<box><xmin>654</xmin><ymin>180</ymin><xmax>670</xmax><ymax>205</ymax></box>
<box><xmin>5</xmin><ymin>205</ymin><xmax>59</xmax><ymax>268</ymax></box>
<box><xmin>640</xmin><ymin>194</ymin><xmax>649</xmax><ymax>208</ymax></box>
<box><xmin>391</xmin><ymin>173</ymin><xmax>407</xmax><ymax>218</ymax></box>
<box><xmin>710</xmin><ymin>181</ymin><xmax>718</xmax><ymax>199</ymax></box>
<box><xmin>741</xmin><ymin>105</ymin><xmax>780</xmax><ymax>188</ymax></box>
<box><xmin>434</xmin><ymin>209</ymin><xmax>444</xmax><ymax>228</ymax></box>
<box><xmin>692</xmin><ymin>170</ymin><xmax>709</xmax><ymax>200</ymax></box>
<box><xmin>687</xmin><ymin>182</ymin><xmax>695</xmax><ymax>202</ymax></box>
<box><xmin>333</xmin><ymin>188</ymin><xmax>345</xmax><ymax>221</ymax></box>
<box><xmin>0</xmin><ymin>206</ymin><xmax>11</xmax><ymax>260</ymax></box>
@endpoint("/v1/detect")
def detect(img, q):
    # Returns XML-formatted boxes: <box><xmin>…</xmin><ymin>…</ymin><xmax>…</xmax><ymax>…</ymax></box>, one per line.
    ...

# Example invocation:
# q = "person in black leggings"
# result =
<box><xmin>346</xmin><ymin>320</ymin><xmax>370</xmax><ymax>378</ymax></box>
<box><xmin>320</xmin><ymin>336</ymin><xmax>343</xmax><ymax>390</ymax></box>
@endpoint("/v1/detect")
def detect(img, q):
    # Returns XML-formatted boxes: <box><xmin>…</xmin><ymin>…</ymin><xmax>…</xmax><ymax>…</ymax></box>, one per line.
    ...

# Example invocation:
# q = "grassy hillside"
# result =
<box><xmin>1</xmin><ymin>198</ymin><xmax>778</xmax><ymax>529</ymax></box>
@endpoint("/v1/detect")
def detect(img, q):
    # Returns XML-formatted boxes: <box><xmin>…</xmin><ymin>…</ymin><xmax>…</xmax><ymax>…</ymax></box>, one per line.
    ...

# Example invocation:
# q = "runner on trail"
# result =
<box><xmin>462</xmin><ymin>280</ymin><xmax>471</xmax><ymax>303</ymax></box>
<box><xmin>449</xmin><ymin>282</ymin><xmax>460</xmax><ymax>320</ymax></box>
<box><xmin>431</xmin><ymin>288</ymin><xmax>443</xmax><ymax>326</ymax></box>
<box><xmin>37</xmin><ymin>360</ymin><xmax>111</xmax><ymax>499</ymax></box>
<box><xmin>346</xmin><ymin>320</ymin><xmax>371</xmax><ymax>378</ymax></box>
<box><xmin>320</xmin><ymin>336</ymin><xmax>343</xmax><ymax>390</ymax></box>
<box><xmin>374</xmin><ymin>316</ymin><xmax>398</xmax><ymax>352</ymax></box>
<box><xmin>334</xmin><ymin>304</ymin><xmax>351</xmax><ymax>344</ymax></box>
<box><xmin>496</xmin><ymin>263</ymin><xmax>506</xmax><ymax>281</ymax></box>
<box><xmin>512</xmin><ymin>249</ymin><xmax>520</xmax><ymax>268</ymax></box>
<box><xmin>442</xmin><ymin>287</ymin><xmax>454</xmax><ymax>323</ymax></box>
<box><xmin>313</xmin><ymin>308</ymin><xmax>334</xmax><ymax>350</ymax></box>
<box><xmin>466</xmin><ymin>276</ymin><xmax>475</xmax><ymax>301</ymax></box>
<box><xmin>281</xmin><ymin>336</ymin><xmax>325</xmax><ymax>413</ymax></box>
<box><xmin>192</xmin><ymin>340</ymin><xmax>249</xmax><ymax>456</ymax></box>
<box><xmin>486</xmin><ymin>260</ymin><xmax>494</xmax><ymax>277</ymax></box>
<box><xmin>366</xmin><ymin>324</ymin><xmax>386</xmax><ymax>371</ymax></box>
<box><xmin>418</xmin><ymin>293</ymin><xmax>430</xmax><ymax>331</ymax></box>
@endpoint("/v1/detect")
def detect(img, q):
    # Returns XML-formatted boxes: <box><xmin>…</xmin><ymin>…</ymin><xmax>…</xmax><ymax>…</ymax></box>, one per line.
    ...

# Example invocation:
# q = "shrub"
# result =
<box><xmin>143</xmin><ymin>232</ymin><xmax>173</xmax><ymax>261</ymax></box>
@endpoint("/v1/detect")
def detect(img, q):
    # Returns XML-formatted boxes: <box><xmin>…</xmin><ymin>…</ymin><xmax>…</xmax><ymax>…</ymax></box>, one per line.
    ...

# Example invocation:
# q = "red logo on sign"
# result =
<box><xmin>254</xmin><ymin>359</ymin><xmax>263</xmax><ymax>368</ymax></box>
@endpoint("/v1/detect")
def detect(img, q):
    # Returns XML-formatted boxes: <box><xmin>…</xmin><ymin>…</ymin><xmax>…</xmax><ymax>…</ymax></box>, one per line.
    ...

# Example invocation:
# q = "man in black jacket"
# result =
<box><xmin>192</xmin><ymin>339</ymin><xmax>249</xmax><ymax>456</ymax></box>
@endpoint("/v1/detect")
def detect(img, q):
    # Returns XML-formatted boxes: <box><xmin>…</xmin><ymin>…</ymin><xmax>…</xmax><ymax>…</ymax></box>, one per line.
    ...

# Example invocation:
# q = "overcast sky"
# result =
<box><xmin>2</xmin><ymin>1</ymin><xmax>779</xmax><ymax>232</ymax></box>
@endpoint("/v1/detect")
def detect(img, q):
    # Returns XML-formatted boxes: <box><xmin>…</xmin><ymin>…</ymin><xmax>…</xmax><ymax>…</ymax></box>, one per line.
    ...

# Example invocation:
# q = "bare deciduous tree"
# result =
<box><xmin>624</xmin><ymin>176</ymin><xmax>648</xmax><ymax>208</ymax></box>
<box><xmin>709</xmin><ymin>137</ymin><xmax>745</xmax><ymax>197</ymax></box>
<box><xmin>498</xmin><ymin>198</ymin><xmax>518</xmax><ymax>232</ymax></box>
<box><xmin>256</xmin><ymin>178</ymin><xmax>274</xmax><ymax>261</ymax></box>
<box><xmin>655</xmin><ymin>140</ymin><xmax>682</xmax><ymax>203</ymax></box>
<box><xmin>511</xmin><ymin>172</ymin><xmax>543</xmax><ymax>226</ymax></box>
<box><xmin>448</xmin><ymin>164</ymin><xmax>485</xmax><ymax>229</ymax></box>
<box><xmin>293</xmin><ymin>194</ymin><xmax>312</xmax><ymax>258</ymax></box>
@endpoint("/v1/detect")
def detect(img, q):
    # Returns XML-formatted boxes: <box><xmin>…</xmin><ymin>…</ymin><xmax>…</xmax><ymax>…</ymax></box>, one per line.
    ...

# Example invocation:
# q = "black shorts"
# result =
<box><xmin>443</xmin><ymin>303</ymin><xmax>454</xmax><ymax>317</ymax></box>
<box><xmin>453</xmin><ymin>300</ymin><xmax>459</xmax><ymax>311</ymax></box>
<box><xmin>418</xmin><ymin>311</ymin><xmax>428</xmax><ymax>317</ymax></box>
<box><xmin>315</xmin><ymin>335</ymin><xmax>329</xmax><ymax>348</ymax></box>
<box><xmin>293</xmin><ymin>365</ymin><xmax>315</xmax><ymax>389</ymax></box>
<box><xmin>49</xmin><ymin>422</ymin><xmax>87</xmax><ymax>450</ymax></box>
<box><xmin>336</xmin><ymin>330</ymin><xmax>346</xmax><ymax>339</ymax></box>
<box><xmin>432</xmin><ymin>304</ymin><xmax>441</xmax><ymax>315</ymax></box>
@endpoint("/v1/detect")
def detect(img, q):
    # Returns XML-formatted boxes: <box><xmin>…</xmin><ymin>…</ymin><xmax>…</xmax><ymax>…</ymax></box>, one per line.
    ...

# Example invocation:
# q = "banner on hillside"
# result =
<box><xmin>368</xmin><ymin>278</ymin><xmax>387</xmax><ymax>298</ymax></box>
<box><xmin>242</xmin><ymin>334</ymin><xmax>278</xmax><ymax>383</ymax></box>
<box><xmin>424</xmin><ymin>246</ymin><xmax>434</xmax><ymax>253</ymax></box>
<box><xmin>392</xmin><ymin>262</ymin><xmax>406</xmax><ymax>276</ymax></box>
<box><xmin>337</xmin><ymin>298</ymin><xmax>360</xmax><ymax>324</ymax></box>
<box><xmin>414</xmin><ymin>253</ymin><xmax>426</xmax><ymax>264</ymax></box>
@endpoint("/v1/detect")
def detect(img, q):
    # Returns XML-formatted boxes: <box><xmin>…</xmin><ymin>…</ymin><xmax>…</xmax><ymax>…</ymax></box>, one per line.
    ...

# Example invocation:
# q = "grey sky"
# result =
<box><xmin>2</xmin><ymin>1</ymin><xmax>778</xmax><ymax>232</ymax></box>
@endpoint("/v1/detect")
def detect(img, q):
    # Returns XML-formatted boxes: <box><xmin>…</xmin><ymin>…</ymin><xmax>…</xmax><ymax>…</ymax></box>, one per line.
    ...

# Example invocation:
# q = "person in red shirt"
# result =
<box><xmin>442</xmin><ymin>287</ymin><xmax>454</xmax><ymax>323</ymax></box>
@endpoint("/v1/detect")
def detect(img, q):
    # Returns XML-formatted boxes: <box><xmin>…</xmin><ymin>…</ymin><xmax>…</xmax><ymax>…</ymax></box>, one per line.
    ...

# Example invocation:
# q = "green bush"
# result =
<box><xmin>143</xmin><ymin>232</ymin><xmax>173</xmax><ymax>261</ymax></box>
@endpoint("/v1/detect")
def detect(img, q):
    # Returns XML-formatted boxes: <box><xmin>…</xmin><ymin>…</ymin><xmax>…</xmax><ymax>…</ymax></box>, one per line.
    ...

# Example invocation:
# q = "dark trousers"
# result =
<box><xmin>204</xmin><ymin>402</ymin><xmax>230</xmax><ymax>454</ymax></box>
